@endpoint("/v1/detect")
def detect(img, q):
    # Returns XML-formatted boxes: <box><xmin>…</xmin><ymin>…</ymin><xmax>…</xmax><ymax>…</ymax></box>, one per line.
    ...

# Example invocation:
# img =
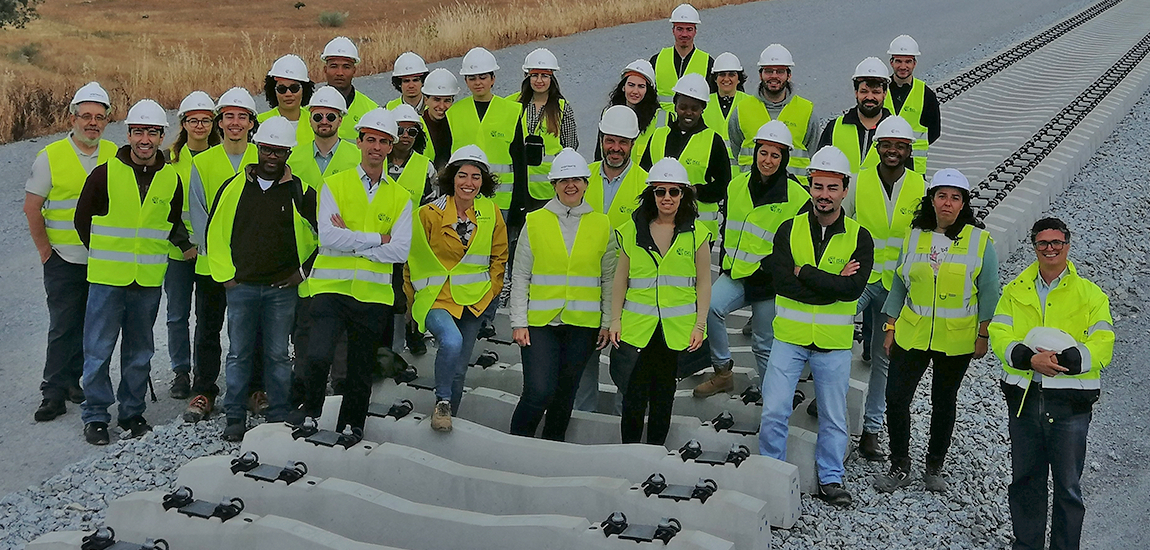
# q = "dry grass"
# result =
<box><xmin>0</xmin><ymin>0</ymin><xmax>754</xmax><ymax>143</ymax></box>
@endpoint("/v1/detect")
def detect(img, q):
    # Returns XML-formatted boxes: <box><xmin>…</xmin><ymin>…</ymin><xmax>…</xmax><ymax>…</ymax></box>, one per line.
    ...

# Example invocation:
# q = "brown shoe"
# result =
<box><xmin>247</xmin><ymin>391</ymin><xmax>269</xmax><ymax>416</ymax></box>
<box><xmin>183</xmin><ymin>394</ymin><xmax>214</xmax><ymax>423</ymax></box>
<box><xmin>693</xmin><ymin>361</ymin><xmax>734</xmax><ymax>398</ymax></box>
<box><xmin>430</xmin><ymin>400</ymin><xmax>452</xmax><ymax>432</ymax></box>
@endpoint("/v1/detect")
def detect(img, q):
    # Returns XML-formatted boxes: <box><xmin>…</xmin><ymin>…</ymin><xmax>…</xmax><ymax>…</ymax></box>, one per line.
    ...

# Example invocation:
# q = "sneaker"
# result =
<box><xmin>221</xmin><ymin>417</ymin><xmax>247</xmax><ymax>442</ymax></box>
<box><xmin>247</xmin><ymin>391</ymin><xmax>269</xmax><ymax>415</ymax></box>
<box><xmin>741</xmin><ymin>318</ymin><xmax>753</xmax><ymax>336</ymax></box>
<box><xmin>874</xmin><ymin>464</ymin><xmax>913</xmax><ymax>493</ymax></box>
<box><xmin>861</xmin><ymin>348</ymin><xmax>871</xmax><ymax>362</ymax></box>
<box><xmin>34</xmin><ymin>398</ymin><xmax>67</xmax><ymax>422</ymax></box>
<box><xmin>67</xmin><ymin>386</ymin><xmax>86</xmax><ymax>405</ymax></box>
<box><xmin>816</xmin><ymin>482</ymin><xmax>853</xmax><ymax>507</ymax></box>
<box><xmin>117</xmin><ymin>415</ymin><xmax>152</xmax><ymax>439</ymax></box>
<box><xmin>183</xmin><ymin>394</ymin><xmax>214</xmax><ymax>423</ymax></box>
<box><xmin>476</xmin><ymin>325</ymin><xmax>496</xmax><ymax>341</ymax></box>
<box><xmin>924</xmin><ymin>458</ymin><xmax>948</xmax><ymax>492</ymax></box>
<box><xmin>169</xmin><ymin>371</ymin><xmax>191</xmax><ymax>399</ymax></box>
<box><xmin>692</xmin><ymin>361</ymin><xmax>735</xmax><ymax>398</ymax></box>
<box><xmin>430</xmin><ymin>400</ymin><xmax>452</xmax><ymax>432</ymax></box>
<box><xmin>83</xmin><ymin>422</ymin><xmax>110</xmax><ymax>446</ymax></box>
<box><xmin>858</xmin><ymin>431</ymin><xmax>885</xmax><ymax>461</ymax></box>
<box><xmin>407</xmin><ymin>326</ymin><xmax>428</xmax><ymax>356</ymax></box>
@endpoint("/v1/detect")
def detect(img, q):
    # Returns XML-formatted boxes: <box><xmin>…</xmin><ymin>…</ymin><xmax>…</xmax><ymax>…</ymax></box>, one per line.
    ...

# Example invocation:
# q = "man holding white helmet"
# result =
<box><xmin>387</xmin><ymin>51</ymin><xmax>429</xmax><ymax>112</ymax></box>
<box><xmin>885</xmin><ymin>35</ymin><xmax>941</xmax><ymax>173</ymax></box>
<box><xmin>322</xmin><ymin>36</ymin><xmax>381</xmax><ymax>141</ymax></box>
<box><xmin>650</xmin><ymin>3</ymin><xmax>713</xmax><ymax>114</ymax></box>
<box><xmin>420</xmin><ymin>68</ymin><xmax>460</xmax><ymax>171</ymax></box>
<box><xmin>24</xmin><ymin>82</ymin><xmax>117</xmax><ymax>421</ymax></box>
<box><xmin>287</xmin><ymin>85</ymin><xmax>360</xmax><ymax>191</ymax></box>
<box><xmin>74</xmin><ymin>99</ymin><xmax>193</xmax><ymax>445</ymax></box>
<box><xmin>206</xmin><ymin>116</ymin><xmax>318</xmax><ymax>441</ymax></box>
<box><xmin>817</xmin><ymin>57</ymin><xmax>895</xmax><ymax>176</ymax></box>
<box><xmin>760</xmin><ymin>145</ymin><xmax>873</xmax><ymax>507</ymax></box>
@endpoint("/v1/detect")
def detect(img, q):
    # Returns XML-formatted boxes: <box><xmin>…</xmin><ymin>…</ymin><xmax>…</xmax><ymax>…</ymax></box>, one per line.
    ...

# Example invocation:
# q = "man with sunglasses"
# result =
<box><xmin>322</xmin><ymin>37</ymin><xmax>380</xmax><ymax>142</ymax></box>
<box><xmin>989</xmin><ymin>218</ymin><xmax>1113</xmax><ymax>550</ymax></box>
<box><xmin>387</xmin><ymin>51</ymin><xmax>429</xmax><ymax>112</ymax></box>
<box><xmin>207</xmin><ymin>116</ymin><xmax>318</xmax><ymax>441</ymax></box>
<box><xmin>287</xmin><ymin>86</ymin><xmax>360</xmax><ymax>191</ymax></box>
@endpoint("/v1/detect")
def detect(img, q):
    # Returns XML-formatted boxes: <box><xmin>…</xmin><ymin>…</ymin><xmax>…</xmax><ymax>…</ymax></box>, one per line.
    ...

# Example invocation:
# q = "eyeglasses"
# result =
<box><xmin>185</xmin><ymin>118</ymin><xmax>213</xmax><ymax>127</ymax></box>
<box><xmin>398</xmin><ymin>127</ymin><xmax>421</xmax><ymax>137</ymax></box>
<box><xmin>258</xmin><ymin>145</ymin><xmax>291</xmax><ymax>158</ymax></box>
<box><xmin>653</xmin><ymin>186</ymin><xmax>683</xmax><ymax>198</ymax></box>
<box><xmin>760</xmin><ymin>68</ymin><xmax>789</xmax><ymax>75</ymax></box>
<box><xmin>78</xmin><ymin>113</ymin><xmax>108</xmax><ymax>122</ymax></box>
<box><xmin>312</xmin><ymin>112</ymin><xmax>339</xmax><ymax>123</ymax></box>
<box><xmin>275</xmin><ymin>83</ymin><xmax>302</xmax><ymax>94</ymax></box>
<box><xmin>1033</xmin><ymin>240</ymin><xmax>1067</xmax><ymax>251</ymax></box>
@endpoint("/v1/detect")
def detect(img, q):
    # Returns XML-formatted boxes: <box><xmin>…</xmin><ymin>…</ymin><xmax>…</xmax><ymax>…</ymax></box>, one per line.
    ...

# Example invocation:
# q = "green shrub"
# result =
<box><xmin>317</xmin><ymin>11</ymin><xmax>348</xmax><ymax>28</ymax></box>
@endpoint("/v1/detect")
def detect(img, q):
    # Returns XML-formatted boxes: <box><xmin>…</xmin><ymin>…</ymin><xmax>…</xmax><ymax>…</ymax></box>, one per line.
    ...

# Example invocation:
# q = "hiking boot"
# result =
<box><xmin>117</xmin><ymin>415</ymin><xmax>152</xmax><ymax>439</ymax></box>
<box><xmin>247</xmin><ymin>391</ymin><xmax>269</xmax><ymax>415</ymax></box>
<box><xmin>693</xmin><ymin>360</ymin><xmax>734</xmax><ymax>398</ymax></box>
<box><xmin>183</xmin><ymin>394</ymin><xmax>214</xmax><ymax>423</ymax></box>
<box><xmin>816</xmin><ymin>482</ymin><xmax>853</xmax><ymax>507</ymax></box>
<box><xmin>34</xmin><ymin>398</ymin><xmax>67</xmax><ymax>422</ymax></box>
<box><xmin>741</xmin><ymin>318</ymin><xmax>753</xmax><ymax>336</ymax></box>
<box><xmin>67</xmin><ymin>386</ymin><xmax>86</xmax><ymax>404</ymax></box>
<box><xmin>407</xmin><ymin>325</ymin><xmax>428</xmax><ymax>356</ymax></box>
<box><xmin>874</xmin><ymin>464</ymin><xmax>913</xmax><ymax>493</ymax></box>
<box><xmin>807</xmin><ymin>398</ymin><xmax>819</xmax><ymax>418</ymax></box>
<box><xmin>858</xmin><ymin>431</ymin><xmax>885</xmax><ymax>461</ymax></box>
<box><xmin>169</xmin><ymin>371</ymin><xmax>191</xmax><ymax>399</ymax></box>
<box><xmin>221</xmin><ymin>417</ymin><xmax>247</xmax><ymax>442</ymax></box>
<box><xmin>476</xmin><ymin>325</ymin><xmax>496</xmax><ymax>341</ymax></box>
<box><xmin>84</xmin><ymin>422</ymin><xmax>110</xmax><ymax>446</ymax></box>
<box><xmin>431</xmin><ymin>400</ymin><xmax>452</xmax><ymax>432</ymax></box>
<box><xmin>924</xmin><ymin>457</ymin><xmax>948</xmax><ymax>492</ymax></box>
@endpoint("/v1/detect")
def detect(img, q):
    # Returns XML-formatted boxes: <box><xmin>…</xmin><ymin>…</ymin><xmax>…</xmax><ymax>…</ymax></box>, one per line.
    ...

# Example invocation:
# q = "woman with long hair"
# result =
<box><xmin>600</xmin><ymin>59</ymin><xmax>662</xmax><ymax>164</ymax></box>
<box><xmin>259</xmin><ymin>54</ymin><xmax>316</xmax><ymax>144</ymax></box>
<box><xmin>513</xmin><ymin>48</ymin><xmax>579</xmax><ymax>209</ymax></box>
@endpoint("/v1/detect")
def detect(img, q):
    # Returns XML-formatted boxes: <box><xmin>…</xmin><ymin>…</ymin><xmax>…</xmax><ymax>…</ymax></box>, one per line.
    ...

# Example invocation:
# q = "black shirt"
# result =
<box><xmin>770</xmin><ymin>209</ymin><xmax>873</xmax><ymax>308</ymax></box>
<box><xmin>226</xmin><ymin>169</ymin><xmax>317</xmax><ymax>285</ymax></box>
<box><xmin>423</xmin><ymin>112</ymin><xmax>453</xmax><ymax>171</ymax></box>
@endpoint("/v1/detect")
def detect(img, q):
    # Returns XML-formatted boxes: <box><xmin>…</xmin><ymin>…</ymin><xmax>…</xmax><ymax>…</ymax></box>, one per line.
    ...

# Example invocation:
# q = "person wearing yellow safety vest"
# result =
<box><xmin>184</xmin><ymin>87</ymin><xmax>265</xmax><ymax>425</ymax></box>
<box><xmin>508</xmin><ymin>148</ymin><xmax>616</xmax><ymax>441</ymax></box>
<box><xmin>74</xmin><ymin>100</ymin><xmax>193</xmax><ymax>445</ymax></box>
<box><xmin>511</xmin><ymin>48</ymin><xmax>580</xmax><ymax>209</ymax></box>
<box><xmin>321</xmin><ymin>36</ymin><xmax>381</xmax><ymax>141</ymax></box>
<box><xmin>386</xmin><ymin>51</ymin><xmax>429</xmax><ymax>112</ymax></box>
<box><xmin>886</xmin><ymin>35</ymin><xmax>941</xmax><ymax>173</ymax></box>
<box><xmin>165</xmin><ymin>91</ymin><xmax>222</xmax><ymax>401</ymax></box>
<box><xmin>286</xmin><ymin>85</ymin><xmax>360</xmax><ymax>191</ymax></box>
<box><xmin>692</xmin><ymin>121</ymin><xmax>810</xmax><ymax>398</ymax></box>
<box><xmin>609</xmin><ymin>158</ymin><xmax>711</xmax><ymax>445</ymax></box>
<box><xmin>650</xmin><ymin>3</ymin><xmax>713</xmax><ymax>114</ymax></box>
<box><xmin>389</xmin><ymin>104</ymin><xmax>438</xmax><ymax>205</ymax></box>
<box><xmin>702</xmin><ymin>52</ymin><xmax>751</xmax><ymax>175</ymax></box>
<box><xmin>817</xmin><ymin>57</ymin><xmax>896</xmax><ymax>177</ymax></box>
<box><xmin>840</xmin><ymin>115</ymin><xmax>925</xmax><ymax>461</ymax></box>
<box><xmin>23</xmin><ymin>82</ymin><xmax>116</xmax><ymax>422</ymax></box>
<box><xmin>640</xmin><ymin>73</ymin><xmax>731</xmax><ymax>238</ymax></box>
<box><xmin>728</xmin><ymin>44</ymin><xmax>820</xmax><ymax>184</ymax></box>
<box><xmin>597</xmin><ymin>59</ymin><xmax>663</xmax><ymax>165</ymax></box>
<box><xmin>989</xmin><ymin>217</ymin><xmax>1113</xmax><ymax>550</ymax></box>
<box><xmin>206</xmin><ymin>116</ymin><xmax>319</xmax><ymax>442</ymax></box>
<box><xmin>403</xmin><ymin>146</ymin><xmax>508</xmax><ymax>431</ymax></box>
<box><xmin>874</xmin><ymin>169</ymin><xmax>1000</xmax><ymax>494</ymax></box>
<box><xmin>291</xmin><ymin>108</ymin><xmax>412</xmax><ymax>433</ymax></box>
<box><xmin>421</xmin><ymin>68</ymin><xmax>459</xmax><ymax>172</ymax></box>
<box><xmin>259</xmin><ymin>54</ymin><xmax>316</xmax><ymax>145</ymax></box>
<box><xmin>759</xmin><ymin>146</ymin><xmax>874</xmax><ymax>507</ymax></box>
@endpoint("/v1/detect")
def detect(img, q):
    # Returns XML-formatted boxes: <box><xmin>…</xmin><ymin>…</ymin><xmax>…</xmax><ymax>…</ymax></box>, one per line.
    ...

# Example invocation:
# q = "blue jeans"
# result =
<box><xmin>163</xmin><ymin>258</ymin><xmax>195</xmax><ymax>374</ymax></box>
<box><xmin>857</xmin><ymin>282</ymin><xmax>890</xmax><ymax>433</ymax></box>
<box><xmin>223</xmin><ymin>284</ymin><xmax>297</xmax><ymax>421</ymax></box>
<box><xmin>759</xmin><ymin>339</ymin><xmax>851</xmax><ymax>485</ymax></box>
<box><xmin>707</xmin><ymin>274</ymin><xmax>775</xmax><ymax>378</ymax></box>
<box><xmin>80</xmin><ymin>284</ymin><xmax>163</xmax><ymax>424</ymax></box>
<box><xmin>426</xmin><ymin>301</ymin><xmax>496</xmax><ymax>412</ymax></box>
<box><xmin>509</xmin><ymin>324</ymin><xmax>599</xmax><ymax>440</ymax></box>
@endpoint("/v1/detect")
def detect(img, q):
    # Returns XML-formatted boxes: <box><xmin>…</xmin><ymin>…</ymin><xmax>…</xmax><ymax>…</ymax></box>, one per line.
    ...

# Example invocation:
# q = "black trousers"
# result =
<box><xmin>304</xmin><ymin>293</ymin><xmax>391</xmax><ymax>431</ymax></box>
<box><xmin>290</xmin><ymin>296</ymin><xmax>347</xmax><ymax>406</ymax></box>
<box><xmin>509</xmin><ymin>324</ymin><xmax>599</xmax><ymax>441</ymax></box>
<box><xmin>618</xmin><ymin>325</ymin><xmax>679</xmax><ymax>445</ymax></box>
<box><xmin>41</xmin><ymin>252</ymin><xmax>88</xmax><ymax>401</ymax></box>
<box><xmin>885</xmin><ymin>343</ymin><xmax>973</xmax><ymax>469</ymax></box>
<box><xmin>192</xmin><ymin>274</ymin><xmax>262</xmax><ymax>399</ymax></box>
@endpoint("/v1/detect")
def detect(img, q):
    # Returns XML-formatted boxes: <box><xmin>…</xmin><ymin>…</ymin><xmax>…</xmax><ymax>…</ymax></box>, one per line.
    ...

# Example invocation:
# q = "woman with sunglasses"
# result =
<box><xmin>874</xmin><ymin>169</ymin><xmax>1000</xmax><ymax>494</ymax></box>
<box><xmin>609</xmin><ymin>158</ymin><xmax>711</xmax><ymax>445</ymax></box>
<box><xmin>389</xmin><ymin>104</ymin><xmax>436</xmax><ymax>206</ymax></box>
<box><xmin>259</xmin><ymin>54</ymin><xmax>316</xmax><ymax>145</ymax></box>
<box><xmin>511</xmin><ymin>48</ymin><xmax>579</xmax><ymax>210</ymax></box>
<box><xmin>405</xmin><ymin>145</ymin><xmax>508</xmax><ymax>432</ymax></box>
<box><xmin>598</xmin><ymin>59</ymin><xmax>662</xmax><ymax>165</ymax></box>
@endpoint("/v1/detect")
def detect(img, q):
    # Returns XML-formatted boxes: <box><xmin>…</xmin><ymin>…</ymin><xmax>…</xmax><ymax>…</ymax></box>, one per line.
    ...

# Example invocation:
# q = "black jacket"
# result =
<box><xmin>639</xmin><ymin>119</ymin><xmax>731</xmax><ymax>204</ymax></box>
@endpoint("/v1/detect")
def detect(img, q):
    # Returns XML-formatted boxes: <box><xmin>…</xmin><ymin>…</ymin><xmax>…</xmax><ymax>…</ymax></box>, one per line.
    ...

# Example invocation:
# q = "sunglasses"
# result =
<box><xmin>275</xmin><ymin>83</ymin><xmax>302</xmax><ymax>94</ymax></box>
<box><xmin>312</xmin><ymin>112</ymin><xmax>339</xmax><ymax>123</ymax></box>
<box><xmin>653</xmin><ymin>186</ymin><xmax>683</xmax><ymax>198</ymax></box>
<box><xmin>398</xmin><ymin>127</ymin><xmax>421</xmax><ymax>137</ymax></box>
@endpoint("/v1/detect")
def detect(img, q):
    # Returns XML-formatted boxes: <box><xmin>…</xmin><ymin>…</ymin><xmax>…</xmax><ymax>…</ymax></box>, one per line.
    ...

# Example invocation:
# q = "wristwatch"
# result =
<box><xmin>882</xmin><ymin>322</ymin><xmax>896</xmax><ymax>332</ymax></box>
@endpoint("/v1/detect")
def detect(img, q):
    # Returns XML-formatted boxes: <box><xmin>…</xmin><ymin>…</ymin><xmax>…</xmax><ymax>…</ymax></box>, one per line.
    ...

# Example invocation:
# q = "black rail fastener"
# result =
<box><xmin>473</xmin><ymin>350</ymin><xmax>499</xmax><ymax>368</ymax></box>
<box><xmin>291</xmin><ymin>420</ymin><xmax>363</xmax><ymax>449</ymax></box>
<box><xmin>792</xmin><ymin>389</ymin><xmax>806</xmax><ymax>411</ymax></box>
<box><xmin>81</xmin><ymin>527</ymin><xmax>169</xmax><ymax>550</ymax></box>
<box><xmin>393</xmin><ymin>364</ymin><xmax>419</xmax><ymax>384</ymax></box>
<box><xmin>677</xmin><ymin>440</ymin><xmax>751</xmax><ymax>466</ymax></box>
<box><xmin>600</xmin><ymin>511</ymin><xmax>683</xmax><ymax>544</ymax></box>
<box><xmin>709</xmin><ymin>411</ymin><xmax>759</xmax><ymax>435</ymax></box>
<box><xmin>161</xmin><ymin>486</ymin><xmax>245</xmax><ymax>523</ymax></box>
<box><xmin>386</xmin><ymin>399</ymin><xmax>415</xmax><ymax>419</ymax></box>
<box><xmin>230</xmin><ymin>452</ymin><xmax>309</xmax><ymax>485</ymax></box>
<box><xmin>642</xmin><ymin>473</ymin><xmax>718</xmax><ymax>503</ymax></box>
<box><xmin>601</xmin><ymin>511</ymin><xmax>629</xmax><ymax>537</ymax></box>
<box><xmin>740</xmin><ymin>385</ymin><xmax>762</xmax><ymax>405</ymax></box>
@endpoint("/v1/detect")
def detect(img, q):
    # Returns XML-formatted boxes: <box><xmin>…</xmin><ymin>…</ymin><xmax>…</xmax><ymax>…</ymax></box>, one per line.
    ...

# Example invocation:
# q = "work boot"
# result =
<box><xmin>807</xmin><ymin>398</ymin><xmax>818</xmax><ymax>418</ymax></box>
<box><xmin>117</xmin><ymin>415</ymin><xmax>152</xmax><ymax>439</ymax></box>
<box><xmin>247</xmin><ymin>391</ymin><xmax>269</xmax><ymax>416</ymax></box>
<box><xmin>67</xmin><ymin>386</ymin><xmax>86</xmax><ymax>404</ymax></box>
<box><xmin>407</xmin><ymin>325</ymin><xmax>428</xmax><ymax>356</ymax></box>
<box><xmin>221</xmin><ymin>417</ymin><xmax>247</xmax><ymax>442</ymax></box>
<box><xmin>169</xmin><ymin>371</ymin><xmax>191</xmax><ymax>399</ymax></box>
<box><xmin>924</xmin><ymin>456</ymin><xmax>948</xmax><ymax>493</ymax></box>
<box><xmin>693</xmin><ymin>360</ymin><xmax>734</xmax><ymax>398</ymax></box>
<box><xmin>816</xmin><ymin>482</ymin><xmax>853</xmax><ymax>507</ymax></box>
<box><xmin>741</xmin><ymin>318</ymin><xmax>753</xmax><ymax>336</ymax></box>
<box><xmin>431</xmin><ymin>400</ymin><xmax>452</xmax><ymax>432</ymax></box>
<box><xmin>183</xmin><ymin>394</ymin><xmax>213</xmax><ymax>423</ymax></box>
<box><xmin>874</xmin><ymin>463</ymin><xmax>913</xmax><ymax>493</ymax></box>
<box><xmin>83</xmin><ymin>422</ymin><xmax>110</xmax><ymax>446</ymax></box>
<box><xmin>34</xmin><ymin>398</ymin><xmax>67</xmax><ymax>422</ymax></box>
<box><xmin>858</xmin><ymin>431</ymin><xmax>885</xmax><ymax>461</ymax></box>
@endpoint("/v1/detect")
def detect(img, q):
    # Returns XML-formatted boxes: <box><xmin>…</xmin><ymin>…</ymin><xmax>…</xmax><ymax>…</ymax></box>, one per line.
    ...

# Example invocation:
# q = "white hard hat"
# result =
<box><xmin>268</xmin><ymin>54</ymin><xmax>310</xmax><ymax>82</ymax></box>
<box><xmin>621</xmin><ymin>59</ymin><xmax>656</xmax><ymax>86</ymax></box>
<box><xmin>252</xmin><ymin>116</ymin><xmax>297</xmax><ymax>148</ymax></box>
<box><xmin>1022</xmin><ymin>327</ymin><xmax>1078</xmax><ymax>353</ymax></box>
<box><xmin>712</xmin><ymin>52</ymin><xmax>743</xmax><ymax>73</ymax></box>
<box><xmin>321</xmin><ymin>36</ymin><xmax>361</xmax><ymax>64</ymax></box>
<box><xmin>672</xmin><ymin>73</ymin><xmax>710</xmax><ymax>103</ymax></box>
<box><xmin>216</xmin><ymin>87</ymin><xmax>258</xmax><ymax>116</ymax></box>
<box><xmin>72</xmin><ymin>81</ymin><xmax>110</xmax><ymax>108</ymax></box>
<box><xmin>393</xmin><ymin>51</ymin><xmax>428</xmax><ymax>77</ymax></box>
<box><xmin>758</xmin><ymin>44</ymin><xmax>794</xmax><ymax>67</ymax></box>
<box><xmin>928</xmin><ymin>168</ymin><xmax>971</xmax><ymax>192</ymax></box>
<box><xmin>887</xmin><ymin>35</ymin><xmax>921</xmax><ymax>57</ymax></box>
<box><xmin>548</xmin><ymin>148</ymin><xmax>591</xmax><ymax>180</ymax></box>
<box><xmin>808</xmin><ymin>146</ymin><xmax>851</xmax><ymax>177</ymax></box>
<box><xmin>522</xmin><ymin>48</ymin><xmax>559</xmax><ymax>72</ymax></box>
<box><xmin>421</xmin><ymin>68</ymin><xmax>461</xmax><ymax>96</ymax></box>
<box><xmin>599</xmin><ymin>105</ymin><xmax>640</xmax><ymax>139</ymax></box>
<box><xmin>124</xmin><ymin>99</ymin><xmax>169</xmax><ymax>128</ymax></box>
<box><xmin>447</xmin><ymin>144</ymin><xmax>490</xmax><ymax>171</ymax></box>
<box><xmin>853</xmin><ymin>57</ymin><xmax>890</xmax><ymax>81</ymax></box>
<box><xmin>874</xmin><ymin>115</ymin><xmax>914</xmax><ymax>142</ymax></box>
<box><xmin>308</xmin><ymin>85</ymin><xmax>348</xmax><ymax>114</ymax></box>
<box><xmin>753</xmin><ymin>120</ymin><xmax>792</xmax><ymax>149</ymax></box>
<box><xmin>391</xmin><ymin>103</ymin><xmax>422</xmax><ymax>125</ymax></box>
<box><xmin>647</xmin><ymin>158</ymin><xmax>691</xmax><ymax>185</ymax></box>
<box><xmin>669</xmin><ymin>3</ymin><xmax>701</xmax><ymax>24</ymax></box>
<box><xmin>460</xmin><ymin>47</ymin><xmax>499</xmax><ymax>76</ymax></box>
<box><xmin>354</xmin><ymin>107</ymin><xmax>398</xmax><ymax>138</ymax></box>
<box><xmin>177</xmin><ymin>91</ymin><xmax>215</xmax><ymax>118</ymax></box>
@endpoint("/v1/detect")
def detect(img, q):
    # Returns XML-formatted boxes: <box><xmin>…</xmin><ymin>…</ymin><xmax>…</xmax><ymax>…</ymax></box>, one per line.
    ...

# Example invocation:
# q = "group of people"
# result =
<box><xmin>21</xmin><ymin>4</ymin><xmax>1113</xmax><ymax>548</ymax></box>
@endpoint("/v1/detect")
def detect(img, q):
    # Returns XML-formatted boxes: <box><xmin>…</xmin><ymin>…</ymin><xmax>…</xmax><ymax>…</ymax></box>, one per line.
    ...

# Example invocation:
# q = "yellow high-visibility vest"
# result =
<box><xmin>853</xmin><ymin>167</ymin><xmax>925</xmax><ymax>289</ymax></box>
<box><xmin>87</xmin><ymin>158</ymin><xmax>179</xmax><ymax>287</ymax></box>
<box><xmin>192</xmin><ymin>143</ymin><xmax>258</xmax><ymax>276</ymax></box>
<box><xmin>446</xmin><ymin>95</ymin><xmax>519</xmax><ymax>209</ymax></box>
<box><xmin>735</xmin><ymin>96</ymin><xmax>813</xmax><ymax>182</ymax></box>
<box><xmin>883</xmin><ymin>79</ymin><xmax>930</xmax><ymax>173</ymax></box>
<box><xmin>722</xmin><ymin>173</ymin><xmax>809</xmax><ymax>279</ymax></box>
<box><xmin>40</xmin><ymin>138</ymin><xmax>116</xmax><ymax>261</ymax></box>
<box><xmin>586</xmin><ymin>162</ymin><xmax>648</xmax><ymax>229</ymax></box>
<box><xmin>525</xmin><ymin>208</ymin><xmax>611</xmax><ymax>328</ymax></box>
<box><xmin>653</xmin><ymin>47</ymin><xmax>711</xmax><ymax>112</ymax></box>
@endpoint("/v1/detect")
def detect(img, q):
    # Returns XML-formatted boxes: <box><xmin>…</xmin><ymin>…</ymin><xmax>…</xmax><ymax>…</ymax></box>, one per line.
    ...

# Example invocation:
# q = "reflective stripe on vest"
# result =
<box><xmin>167</xmin><ymin>145</ymin><xmax>197</xmax><ymax>260</ymax></box>
<box><xmin>407</xmin><ymin>197</ymin><xmax>497</xmax><ymax>331</ymax></box>
<box><xmin>446</xmin><ymin>96</ymin><xmax>519</xmax><ymax>209</ymax></box>
<box><xmin>654</xmin><ymin>47</ymin><xmax>711</xmax><ymax>112</ymax></box>
<box><xmin>287</xmin><ymin>139</ymin><xmax>361</xmax><ymax>192</ymax></box>
<box><xmin>525</xmin><ymin>208</ymin><xmax>610</xmax><ymax>328</ymax></box>
<box><xmin>883</xmin><ymin>78</ymin><xmax>930</xmax><ymax>172</ymax></box>
<box><xmin>586</xmin><ymin>162</ymin><xmax>648</xmax><ymax>229</ymax></box>
<box><xmin>42</xmin><ymin>138</ymin><xmax>116</xmax><ymax>256</ymax></box>
<box><xmin>523</xmin><ymin>99</ymin><xmax>567</xmax><ymax>201</ymax></box>
<box><xmin>772</xmin><ymin>213</ymin><xmax>861</xmax><ymax>349</ymax></box>
<box><xmin>722</xmin><ymin>173</ymin><xmax>810</xmax><ymax>279</ymax></box>
<box><xmin>736</xmin><ymin>96</ymin><xmax>813</xmax><ymax>179</ymax></box>
<box><xmin>394</xmin><ymin>152</ymin><xmax>433</xmax><ymax>204</ymax></box>
<box><xmin>647</xmin><ymin>129</ymin><xmax>722</xmax><ymax>235</ymax></box>
<box><xmin>831</xmin><ymin>116</ymin><xmax>880</xmax><ymax>176</ymax></box>
<box><xmin>617</xmin><ymin>219</ymin><xmax>710</xmax><ymax>350</ymax></box>
<box><xmin>193</xmin><ymin>143</ymin><xmax>258</xmax><ymax>276</ymax></box>
<box><xmin>853</xmin><ymin>168</ymin><xmax>925</xmax><ymax>289</ymax></box>
<box><xmin>87</xmin><ymin>159</ymin><xmax>179</xmax><ymax>287</ymax></box>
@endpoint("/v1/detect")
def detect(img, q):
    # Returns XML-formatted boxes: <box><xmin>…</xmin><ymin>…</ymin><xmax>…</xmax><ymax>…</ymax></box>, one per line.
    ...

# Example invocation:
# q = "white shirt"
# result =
<box><xmin>317</xmin><ymin>165</ymin><xmax>412</xmax><ymax>265</ymax></box>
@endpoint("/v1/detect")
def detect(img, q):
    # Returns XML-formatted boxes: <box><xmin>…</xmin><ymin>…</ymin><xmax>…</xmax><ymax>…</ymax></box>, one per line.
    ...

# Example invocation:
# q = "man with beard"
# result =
<box><xmin>287</xmin><ymin>86</ymin><xmax>360</xmax><ymax>191</ymax></box>
<box><xmin>650</xmin><ymin>3</ymin><xmax>713</xmax><ymax>114</ymax></box>
<box><xmin>818</xmin><ymin>57</ymin><xmax>895</xmax><ymax>177</ymax></box>
<box><xmin>885</xmin><ymin>35</ymin><xmax>941</xmax><ymax>173</ymax></box>
<box><xmin>322</xmin><ymin>37</ymin><xmax>381</xmax><ymax>141</ymax></box>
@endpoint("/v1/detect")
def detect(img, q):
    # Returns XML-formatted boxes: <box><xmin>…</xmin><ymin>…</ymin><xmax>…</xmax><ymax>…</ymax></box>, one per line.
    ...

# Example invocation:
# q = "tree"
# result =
<box><xmin>0</xmin><ymin>0</ymin><xmax>43</xmax><ymax>30</ymax></box>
